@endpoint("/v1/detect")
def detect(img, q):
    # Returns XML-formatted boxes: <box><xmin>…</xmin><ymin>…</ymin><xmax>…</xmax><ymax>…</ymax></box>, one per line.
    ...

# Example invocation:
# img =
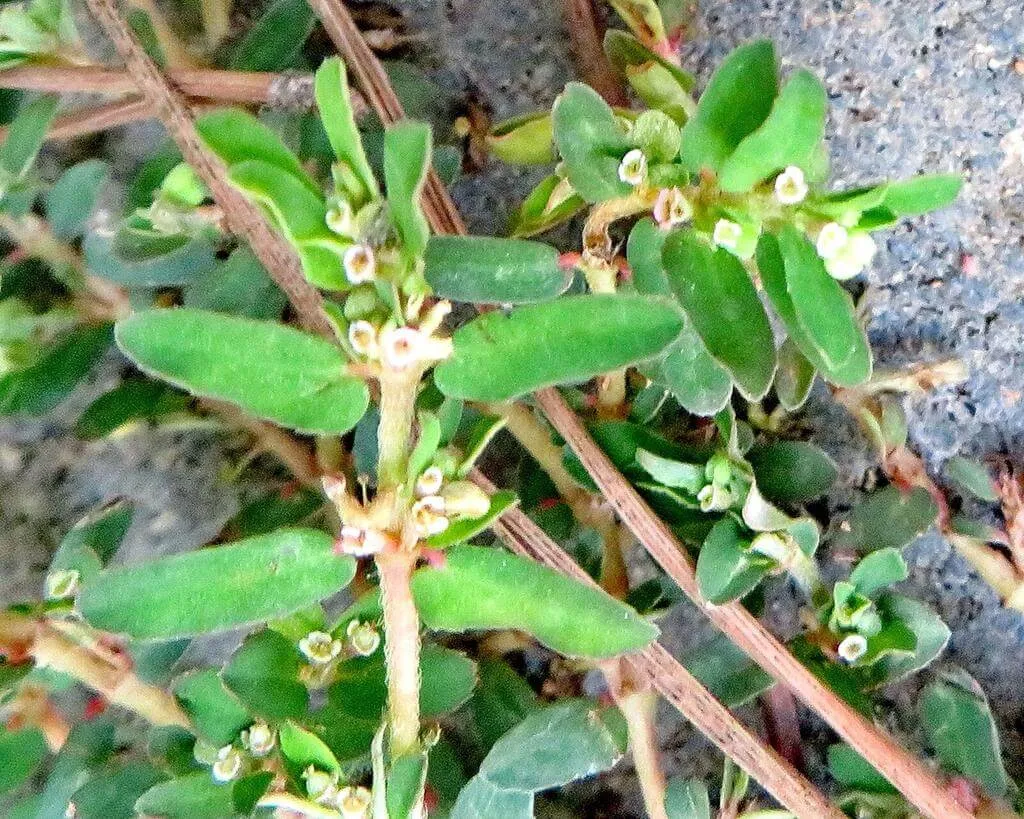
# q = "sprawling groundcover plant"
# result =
<box><xmin>0</xmin><ymin>0</ymin><xmax>1016</xmax><ymax>817</ymax></box>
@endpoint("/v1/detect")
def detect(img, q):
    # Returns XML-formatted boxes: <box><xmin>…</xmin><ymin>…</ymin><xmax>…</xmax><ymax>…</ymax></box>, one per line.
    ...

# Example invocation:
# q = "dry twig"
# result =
<box><xmin>561</xmin><ymin>0</ymin><xmax>630</xmax><ymax>105</ymax></box>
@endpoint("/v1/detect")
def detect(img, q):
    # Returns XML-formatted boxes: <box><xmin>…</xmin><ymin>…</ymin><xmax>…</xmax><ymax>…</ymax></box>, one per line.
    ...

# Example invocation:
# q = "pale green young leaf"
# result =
<box><xmin>944</xmin><ymin>456</ymin><xmax>998</xmax><ymax>502</ymax></box>
<box><xmin>878</xmin><ymin>173</ymin><xmax>962</xmax><ymax>216</ymax></box>
<box><xmin>607</xmin><ymin>0</ymin><xmax>666</xmax><ymax>46</ymax></box>
<box><xmin>510</xmin><ymin>173</ymin><xmax>586</xmax><ymax>238</ymax></box>
<box><xmin>664</xmin><ymin>777</ymin><xmax>711</xmax><ymax>819</ymax></box>
<box><xmin>48</xmin><ymin>500</ymin><xmax>132</xmax><ymax>586</ymax></box>
<box><xmin>313</xmin><ymin>57</ymin><xmax>377</xmax><ymax>203</ymax></box>
<box><xmin>0</xmin><ymin>93</ymin><xmax>58</xmax><ymax>182</ymax></box>
<box><xmin>434</xmin><ymin>294</ymin><xmax>685</xmax><ymax>401</ymax></box>
<box><xmin>551</xmin><ymin>82</ymin><xmax>632</xmax><ymax>202</ymax></box>
<box><xmin>774</xmin><ymin>338</ymin><xmax>816</xmax><ymax>410</ymax></box>
<box><xmin>75</xmin><ymin>380</ymin><xmax>190</xmax><ymax>440</ymax></box>
<box><xmin>718</xmin><ymin>69</ymin><xmax>827</xmax><ymax>192</ymax></box>
<box><xmin>486</xmin><ymin>111</ymin><xmax>555</xmax><ymax>165</ymax></box>
<box><xmin>387</xmin><ymin>752</ymin><xmax>429</xmax><ymax>819</ymax></box>
<box><xmin>868</xmin><ymin>595</ymin><xmax>949</xmax><ymax>685</ymax></box>
<box><xmin>78</xmin><ymin>528</ymin><xmax>355</xmax><ymax>639</ymax></box>
<box><xmin>226</xmin><ymin>159</ymin><xmax>331</xmax><ymax>245</ymax></box>
<box><xmin>383</xmin><ymin>120</ymin><xmax>431</xmax><ymax>259</ymax></box>
<box><xmin>604</xmin><ymin>31</ymin><xmax>695</xmax><ymax>123</ymax></box>
<box><xmin>849</xmin><ymin>548</ymin><xmax>908</xmax><ymax>598</ymax></box>
<box><xmin>662</xmin><ymin>230</ymin><xmax>776</xmax><ymax>400</ymax></box>
<box><xmin>678</xmin><ymin>40</ymin><xmax>777</xmax><ymax>173</ymax></box>
<box><xmin>411</xmin><ymin>546</ymin><xmax>659</xmax><ymax>658</ymax></box>
<box><xmin>115</xmin><ymin>309</ymin><xmax>369</xmax><ymax>435</ymax></box>
<box><xmin>279</xmin><ymin>721</ymin><xmax>341</xmax><ymax>777</ymax></box>
<box><xmin>424</xmin><ymin>236</ymin><xmax>571</xmax><ymax>304</ymax></box>
<box><xmin>425</xmin><ymin>490</ymin><xmax>519</xmax><ymax>549</ymax></box>
<box><xmin>0</xmin><ymin>729</ymin><xmax>48</xmax><ymax>794</ymax></box>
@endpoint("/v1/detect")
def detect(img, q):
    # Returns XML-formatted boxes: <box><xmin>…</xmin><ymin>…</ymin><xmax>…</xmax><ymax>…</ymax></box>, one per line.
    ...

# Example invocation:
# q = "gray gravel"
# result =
<box><xmin>1</xmin><ymin>0</ymin><xmax>1023</xmax><ymax>811</ymax></box>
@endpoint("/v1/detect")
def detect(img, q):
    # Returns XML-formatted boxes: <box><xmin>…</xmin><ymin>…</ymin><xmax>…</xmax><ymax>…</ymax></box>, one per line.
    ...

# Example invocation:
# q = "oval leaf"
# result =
<box><xmin>79</xmin><ymin>529</ymin><xmax>355</xmax><ymax>639</ymax></box>
<box><xmin>552</xmin><ymin>82</ymin><xmax>632</xmax><ymax>202</ymax></box>
<box><xmin>115</xmin><ymin>309</ymin><xmax>369</xmax><ymax>435</ymax></box>
<box><xmin>424</xmin><ymin>236</ymin><xmax>570</xmax><ymax>304</ymax></box>
<box><xmin>411</xmin><ymin>546</ymin><xmax>658</xmax><ymax>658</ymax></box>
<box><xmin>435</xmin><ymin>294</ymin><xmax>684</xmax><ymax>401</ymax></box>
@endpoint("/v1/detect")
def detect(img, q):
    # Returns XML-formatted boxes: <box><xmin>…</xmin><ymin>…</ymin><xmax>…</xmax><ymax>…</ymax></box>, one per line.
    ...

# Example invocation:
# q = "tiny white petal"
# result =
<box><xmin>618</xmin><ymin>149</ymin><xmax>648</xmax><ymax>186</ymax></box>
<box><xmin>815</xmin><ymin>222</ymin><xmax>849</xmax><ymax>260</ymax></box>
<box><xmin>299</xmin><ymin>631</ymin><xmax>342</xmax><ymax>665</ymax></box>
<box><xmin>348</xmin><ymin>320</ymin><xmax>379</xmax><ymax>357</ymax></box>
<box><xmin>211</xmin><ymin>746</ymin><xmax>243</xmax><ymax>782</ymax></box>
<box><xmin>774</xmin><ymin>166</ymin><xmax>808</xmax><ymax>205</ymax></box>
<box><xmin>712</xmin><ymin>219</ymin><xmax>742</xmax><ymax>250</ymax></box>
<box><xmin>848</xmin><ymin>232</ymin><xmax>877</xmax><ymax>266</ymax></box>
<box><xmin>415</xmin><ymin>465</ymin><xmax>444</xmax><ymax>497</ymax></box>
<box><xmin>837</xmin><ymin>633</ymin><xmax>868</xmax><ymax>663</ymax></box>
<box><xmin>343</xmin><ymin>244</ymin><xmax>376</xmax><ymax>284</ymax></box>
<box><xmin>379</xmin><ymin>326</ymin><xmax>422</xmax><ymax>370</ymax></box>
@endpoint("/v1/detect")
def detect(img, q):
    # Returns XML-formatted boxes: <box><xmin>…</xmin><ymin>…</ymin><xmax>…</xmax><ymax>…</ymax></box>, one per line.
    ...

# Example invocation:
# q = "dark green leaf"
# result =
<box><xmin>45</xmin><ymin>159</ymin><xmax>109</xmax><ymax>240</ymax></box>
<box><xmin>451</xmin><ymin>777</ymin><xmax>532</xmax><ymax>819</ymax></box>
<box><xmin>84</xmin><ymin>230</ymin><xmax>217</xmax><ymax>287</ymax></box>
<box><xmin>0</xmin><ymin>93</ymin><xmax>58</xmax><ymax>181</ymax></box>
<box><xmin>718</xmin><ymin>69</ymin><xmax>827</xmax><ymax>192</ymax></box>
<box><xmin>470</xmin><ymin>659</ymin><xmax>538</xmax><ymax>753</ymax></box>
<box><xmin>664</xmin><ymin>777</ymin><xmax>711</xmax><ymax>819</ymax></box>
<box><xmin>944</xmin><ymin>456</ymin><xmax>998</xmax><ymax>502</ymax></box>
<box><xmin>229</xmin><ymin>0</ymin><xmax>314</xmax><ymax>70</ymax></box>
<box><xmin>79</xmin><ymin>528</ymin><xmax>355</xmax><ymax>639</ymax></box>
<box><xmin>71</xmin><ymin>761</ymin><xmax>165</xmax><ymax>819</ymax></box>
<box><xmin>747</xmin><ymin>440</ymin><xmax>837</xmax><ymax>504</ymax></box>
<box><xmin>868</xmin><ymin>595</ymin><xmax>949</xmax><ymax>685</ymax></box>
<box><xmin>831</xmin><ymin>486</ymin><xmax>937</xmax><ymax>553</ymax></box>
<box><xmin>184</xmin><ymin>247</ymin><xmax>288</xmax><ymax>321</ymax></box>
<box><xmin>172</xmin><ymin>670</ymin><xmax>250</xmax><ymax>746</ymax></box>
<box><xmin>696</xmin><ymin>518</ymin><xmax>769</xmax><ymax>604</ymax></box>
<box><xmin>849</xmin><ymin>548</ymin><xmax>908</xmax><ymax>598</ymax></box>
<box><xmin>411</xmin><ymin>545</ymin><xmax>659</xmax><ymax>658</ymax></box>
<box><xmin>435</xmin><ymin>294</ymin><xmax>684</xmax><ymax>401</ymax></box>
<box><xmin>135</xmin><ymin>773</ymin><xmax>235</xmax><ymax>819</ymax></box>
<box><xmin>827</xmin><ymin>744</ymin><xmax>896</xmax><ymax>794</ymax></box>
<box><xmin>551</xmin><ymin>82</ymin><xmax>632</xmax><ymax>202</ymax></box>
<box><xmin>662</xmin><ymin>230</ymin><xmax>775</xmax><ymax>400</ymax></box>
<box><xmin>387</xmin><ymin>752</ymin><xmax>429</xmax><ymax>819</ymax></box>
<box><xmin>75</xmin><ymin>381</ymin><xmax>190</xmax><ymax>440</ymax></box>
<box><xmin>0</xmin><ymin>728</ymin><xmax>48</xmax><ymax>793</ymax></box>
<box><xmin>424</xmin><ymin>236</ymin><xmax>570</xmax><ymax>304</ymax></box>
<box><xmin>680</xmin><ymin>633</ymin><xmax>773</xmax><ymax>708</ymax></box>
<box><xmin>49</xmin><ymin>500</ymin><xmax>132</xmax><ymax>585</ymax></box>
<box><xmin>225</xmin><ymin>489</ymin><xmax>323</xmax><ymax>540</ymax></box>
<box><xmin>0</xmin><ymin>324</ymin><xmax>111</xmax><ymax>416</ymax></box>
<box><xmin>115</xmin><ymin>309</ymin><xmax>369</xmax><ymax>435</ymax></box>
<box><xmin>678</xmin><ymin>40</ymin><xmax>777</xmax><ymax>173</ymax></box>
<box><xmin>223</xmin><ymin>630</ymin><xmax>308</xmax><ymax>721</ymax></box>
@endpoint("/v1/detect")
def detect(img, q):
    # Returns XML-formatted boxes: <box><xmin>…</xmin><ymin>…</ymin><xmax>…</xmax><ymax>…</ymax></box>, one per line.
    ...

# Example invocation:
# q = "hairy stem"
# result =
<box><xmin>376</xmin><ymin>549</ymin><xmax>422</xmax><ymax>756</ymax></box>
<box><xmin>377</xmin><ymin>370</ymin><xmax>419</xmax><ymax>488</ymax></box>
<box><xmin>617</xmin><ymin>688</ymin><xmax>668</xmax><ymax>819</ymax></box>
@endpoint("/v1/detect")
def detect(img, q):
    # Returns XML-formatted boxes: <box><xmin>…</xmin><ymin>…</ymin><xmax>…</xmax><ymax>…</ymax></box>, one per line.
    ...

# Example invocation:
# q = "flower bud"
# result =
<box><xmin>415</xmin><ymin>465</ymin><xmax>444</xmax><ymax>498</ymax></box>
<box><xmin>343</xmin><ymin>284</ymin><xmax>380</xmax><ymax>320</ymax></box>
<box><xmin>45</xmin><ymin>568</ymin><xmax>80</xmax><ymax>600</ymax></box>
<box><xmin>337</xmin><ymin>785</ymin><xmax>372</xmax><ymax>819</ymax></box>
<box><xmin>773</xmin><ymin>166</ymin><xmax>808</xmax><ymax>205</ymax></box>
<box><xmin>653</xmin><ymin>187</ymin><xmax>693</xmax><ymax>229</ymax></box>
<box><xmin>303</xmin><ymin>766</ymin><xmax>338</xmax><ymax>802</ymax></box>
<box><xmin>815</xmin><ymin>222</ymin><xmax>848</xmax><ymax>260</ymax></box>
<box><xmin>618</xmin><ymin>148</ymin><xmax>648</xmax><ymax>186</ymax></box>
<box><xmin>824</xmin><ymin>232</ymin><xmax>877</xmax><ymax>281</ymax></box>
<box><xmin>241</xmin><ymin>722</ymin><xmax>275</xmax><ymax>757</ymax></box>
<box><xmin>440</xmin><ymin>481</ymin><xmax>492</xmax><ymax>519</ymax></box>
<box><xmin>412</xmin><ymin>495</ymin><xmax>449</xmax><ymax>537</ymax></box>
<box><xmin>334</xmin><ymin>525</ymin><xmax>388</xmax><ymax>558</ymax></box>
<box><xmin>211</xmin><ymin>745</ymin><xmax>243</xmax><ymax>782</ymax></box>
<box><xmin>837</xmin><ymin>633</ymin><xmax>868</xmax><ymax>663</ymax></box>
<box><xmin>346</xmin><ymin>620</ymin><xmax>381</xmax><ymax>656</ymax></box>
<box><xmin>343</xmin><ymin>244</ymin><xmax>376</xmax><ymax>284</ymax></box>
<box><xmin>631</xmin><ymin>110</ymin><xmax>681</xmax><ymax>163</ymax></box>
<box><xmin>348</xmin><ymin>320</ymin><xmax>379</xmax><ymax>358</ymax></box>
<box><xmin>712</xmin><ymin>219</ymin><xmax>742</xmax><ymax>251</ymax></box>
<box><xmin>326</xmin><ymin>199</ymin><xmax>356</xmax><ymax>237</ymax></box>
<box><xmin>298</xmin><ymin>631</ymin><xmax>343</xmax><ymax>665</ymax></box>
<box><xmin>748</xmin><ymin>531</ymin><xmax>793</xmax><ymax>565</ymax></box>
<box><xmin>321</xmin><ymin>473</ymin><xmax>347</xmax><ymax>505</ymax></box>
<box><xmin>697</xmin><ymin>483</ymin><xmax>732</xmax><ymax>513</ymax></box>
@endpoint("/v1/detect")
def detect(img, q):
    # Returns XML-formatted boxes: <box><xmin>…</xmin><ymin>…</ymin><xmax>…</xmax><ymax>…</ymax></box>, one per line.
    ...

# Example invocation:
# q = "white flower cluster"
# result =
<box><xmin>349</xmin><ymin>322</ymin><xmax>452</xmax><ymax>371</ymax></box>
<box><xmin>815</xmin><ymin>222</ymin><xmax>877</xmax><ymax>280</ymax></box>
<box><xmin>304</xmin><ymin>766</ymin><xmax>372</xmax><ymax>818</ymax></box>
<box><xmin>343</xmin><ymin>244</ymin><xmax>376</xmax><ymax>284</ymax></box>
<box><xmin>837</xmin><ymin>633</ymin><xmax>868</xmax><ymax>663</ymax></box>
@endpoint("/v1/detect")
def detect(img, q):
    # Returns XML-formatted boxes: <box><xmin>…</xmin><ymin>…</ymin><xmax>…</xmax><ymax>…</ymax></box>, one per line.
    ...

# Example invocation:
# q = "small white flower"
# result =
<box><xmin>379</xmin><ymin>326</ymin><xmax>422</xmax><ymax>370</ymax></box>
<box><xmin>346</xmin><ymin>620</ymin><xmax>381</xmax><ymax>657</ymax></box>
<box><xmin>824</xmin><ymin>232</ymin><xmax>877</xmax><ymax>281</ymax></box>
<box><xmin>415</xmin><ymin>465</ymin><xmax>444</xmax><ymax>498</ymax></box>
<box><xmin>45</xmin><ymin>569</ymin><xmax>80</xmax><ymax>600</ymax></box>
<box><xmin>712</xmin><ymin>219</ymin><xmax>743</xmax><ymax>251</ymax></box>
<box><xmin>773</xmin><ymin>165</ymin><xmax>808</xmax><ymax>205</ymax></box>
<box><xmin>697</xmin><ymin>484</ymin><xmax>732</xmax><ymax>513</ymax></box>
<box><xmin>298</xmin><ymin>631</ymin><xmax>343</xmax><ymax>665</ymax></box>
<box><xmin>335</xmin><ymin>525</ymin><xmax>388</xmax><ymax>558</ymax></box>
<box><xmin>653</xmin><ymin>187</ymin><xmax>693</xmax><ymax>229</ymax></box>
<box><xmin>303</xmin><ymin>766</ymin><xmax>338</xmax><ymax>803</ymax></box>
<box><xmin>348</xmin><ymin>320</ymin><xmax>379</xmax><ymax>358</ymax></box>
<box><xmin>748</xmin><ymin>532</ymin><xmax>792</xmax><ymax>564</ymax></box>
<box><xmin>211</xmin><ymin>745</ymin><xmax>243</xmax><ymax>783</ymax></box>
<box><xmin>837</xmin><ymin>633</ymin><xmax>868</xmax><ymax>663</ymax></box>
<box><xmin>241</xmin><ymin>722</ymin><xmax>275</xmax><ymax>757</ymax></box>
<box><xmin>618</xmin><ymin>148</ymin><xmax>648</xmax><ymax>186</ymax></box>
<box><xmin>343</xmin><ymin>244</ymin><xmax>376</xmax><ymax>284</ymax></box>
<box><xmin>412</xmin><ymin>495</ymin><xmax>449</xmax><ymax>537</ymax></box>
<box><xmin>337</xmin><ymin>785</ymin><xmax>372</xmax><ymax>819</ymax></box>
<box><xmin>815</xmin><ymin>222</ymin><xmax>849</xmax><ymax>260</ymax></box>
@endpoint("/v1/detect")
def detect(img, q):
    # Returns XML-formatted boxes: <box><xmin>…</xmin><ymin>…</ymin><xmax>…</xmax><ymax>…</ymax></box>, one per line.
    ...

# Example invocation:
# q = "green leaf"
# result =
<box><xmin>604</xmin><ymin>31</ymin><xmax>695</xmax><ymax>124</ymax></box>
<box><xmin>473</xmin><ymin>699</ymin><xmax>624</xmax><ymax>792</ymax></box>
<box><xmin>679</xmin><ymin>40</ymin><xmax>777</xmax><ymax>173</ymax></box>
<box><xmin>451</xmin><ymin>777</ymin><xmax>532</xmax><ymax>819</ymax></box>
<box><xmin>226</xmin><ymin>160</ymin><xmax>331</xmax><ymax>245</ymax></box>
<box><xmin>313</xmin><ymin>57</ymin><xmax>377</xmax><ymax>204</ymax></box>
<box><xmin>49</xmin><ymin>500</ymin><xmax>132</xmax><ymax>585</ymax></box>
<box><xmin>425</xmin><ymin>490</ymin><xmax>519</xmax><ymax>549</ymax></box>
<box><xmin>607</xmin><ymin>0</ymin><xmax>666</xmax><ymax>45</ymax></box>
<box><xmin>75</xmin><ymin>380</ymin><xmax>190</xmax><ymax>440</ymax></box>
<box><xmin>383</xmin><ymin>121</ymin><xmax>431</xmax><ymax>259</ymax></box>
<box><xmin>944</xmin><ymin>456</ymin><xmax>998</xmax><ymax>502</ymax></box>
<box><xmin>664</xmin><ymin>777</ymin><xmax>711</xmax><ymax>819</ymax></box>
<box><xmin>879</xmin><ymin>174</ymin><xmax>962</xmax><ymax>217</ymax></box>
<box><xmin>387</xmin><ymin>752</ymin><xmax>429</xmax><ymax>819</ymax></box>
<box><xmin>45</xmin><ymin>159</ymin><xmax>109</xmax><ymax>239</ymax></box>
<box><xmin>774</xmin><ymin>338</ymin><xmax>816</xmax><ymax>410</ymax></box>
<box><xmin>827</xmin><ymin>744</ymin><xmax>896</xmax><ymax>794</ymax></box>
<box><xmin>718</xmin><ymin>69</ymin><xmax>827</xmax><ymax>192</ymax></box>
<box><xmin>0</xmin><ymin>728</ymin><xmax>48</xmax><ymax>793</ymax></box>
<box><xmin>411</xmin><ymin>545</ymin><xmax>659</xmax><ymax>658</ymax></box>
<box><xmin>849</xmin><ymin>548</ymin><xmax>908</xmax><ymax>598</ymax></box>
<box><xmin>921</xmin><ymin>669</ymin><xmax>1008</xmax><ymax>796</ymax></box>
<box><xmin>135</xmin><ymin>773</ymin><xmax>235</xmax><ymax>819</ymax></box>
<box><xmin>223</xmin><ymin>630</ymin><xmax>308</xmax><ymax>721</ymax></box>
<box><xmin>486</xmin><ymin>111</ymin><xmax>555</xmax><ymax>165</ymax></box>
<box><xmin>183</xmin><ymin>247</ymin><xmax>287</xmax><ymax>321</ymax></box>
<box><xmin>84</xmin><ymin>229</ymin><xmax>217</xmax><ymax>288</ymax></box>
<box><xmin>551</xmin><ymin>82</ymin><xmax>632</xmax><ymax>202</ymax></box>
<box><xmin>279</xmin><ymin>720</ymin><xmax>340</xmax><ymax>777</ymax></box>
<box><xmin>831</xmin><ymin>487</ymin><xmax>937</xmax><ymax>553</ymax></box>
<box><xmin>470</xmin><ymin>659</ymin><xmax>538</xmax><ymax>753</ymax></box>
<box><xmin>172</xmin><ymin>670</ymin><xmax>251</xmax><ymax>746</ymax></box>
<box><xmin>229</xmin><ymin>0</ymin><xmax>314</xmax><ymax>71</ymax></box>
<box><xmin>868</xmin><ymin>595</ymin><xmax>949</xmax><ymax>685</ymax></box>
<box><xmin>435</xmin><ymin>294</ymin><xmax>684</xmax><ymax>401</ymax></box>
<box><xmin>328</xmin><ymin>645</ymin><xmax>478</xmax><ymax>719</ymax></box>
<box><xmin>696</xmin><ymin>518</ymin><xmax>769</xmax><ymax>604</ymax></box>
<box><xmin>747</xmin><ymin>441</ymin><xmax>837</xmax><ymax>504</ymax></box>
<box><xmin>680</xmin><ymin>633</ymin><xmax>773</xmax><ymax>708</ymax></box>
<box><xmin>662</xmin><ymin>230</ymin><xmax>775</xmax><ymax>400</ymax></box>
<box><xmin>71</xmin><ymin>762</ymin><xmax>165</xmax><ymax>819</ymax></box>
<box><xmin>0</xmin><ymin>93</ymin><xmax>58</xmax><ymax>181</ymax></box>
<box><xmin>79</xmin><ymin>528</ymin><xmax>356</xmax><ymax>639</ymax></box>
<box><xmin>635</xmin><ymin>448</ymin><xmax>704</xmax><ymax>493</ymax></box>
<box><xmin>0</xmin><ymin>324</ymin><xmax>111</xmax><ymax>416</ymax></box>
<box><xmin>196</xmin><ymin>109</ymin><xmax>314</xmax><ymax>189</ymax></box>
<box><xmin>510</xmin><ymin>173</ymin><xmax>586</xmax><ymax>238</ymax></box>
<box><xmin>115</xmin><ymin>309</ymin><xmax>369</xmax><ymax>435</ymax></box>
<box><xmin>424</xmin><ymin>236</ymin><xmax>570</xmax><ymax>304</ymax></box>
<box><xmin>628</xmin><ymin>218</ymin><xmax>732</xmax><ymax>415</ymax></box>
